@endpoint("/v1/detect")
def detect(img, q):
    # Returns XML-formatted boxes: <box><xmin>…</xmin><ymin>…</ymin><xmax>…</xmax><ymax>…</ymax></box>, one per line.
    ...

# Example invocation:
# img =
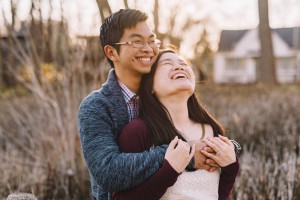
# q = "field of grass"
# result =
<box><xmin>198</xmin><ymin>84</ymin><xmax>300</xmax><ymax>200</ymax></box>
<box><xmin>0</xmin><ymin>81</ymin><xmax>299</xmax><ymax>199</ymax></box>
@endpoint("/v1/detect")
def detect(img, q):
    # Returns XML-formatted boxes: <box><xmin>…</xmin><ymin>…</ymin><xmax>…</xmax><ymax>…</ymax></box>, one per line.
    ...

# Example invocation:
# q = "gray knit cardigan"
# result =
<box><xmin>78</xmin><ymin>69</ymin><xmax>167</xmax><ymax>200</ymax></box>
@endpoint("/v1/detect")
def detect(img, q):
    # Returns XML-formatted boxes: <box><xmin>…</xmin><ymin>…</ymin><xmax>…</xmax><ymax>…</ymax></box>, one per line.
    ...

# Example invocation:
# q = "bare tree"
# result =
<box><xmin>152</xmin><ymin>1</ymin><xmax>206</xmax><ymax>49</ymax></box>
<box><xmin>152</xmin><ymin>0</ymin><xmax>211</xmax><ymax>80</ymax></box>
<box><xmin>10</xmin><ymin>0</ymin><xmax>17</xmax><ymax>30</ymax></box>
<box><xmin>29</xmin><ymin>0</ymin><xmax>43</xmax><ymax>79</ymax></box>
<box><xmin>96</xmin><ymin>0</ymin><xmax>112</xmax><ymax>22</ymax></box>
<box><xmin>153</xmin><ymin>0</ymin><xmax>159</xmax><ymax>35</ymax></box>
<box><xmin>0</xmin><ymin>0</ymin><xmax>18</xmax><ymax>86</ymax></box>
<box><xmin>123</xmin><ymin>0</ymin><xmax>129</xmax><ymax>9</ymax></box>
<box><xmin>258</xmin><ymin>0</ymin><xmax>276</xmax><ymax>84</ymax></box>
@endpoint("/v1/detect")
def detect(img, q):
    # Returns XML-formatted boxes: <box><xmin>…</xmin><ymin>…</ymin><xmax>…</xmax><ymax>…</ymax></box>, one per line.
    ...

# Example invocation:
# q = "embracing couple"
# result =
<box><xmin>78</xmin><ymin>8</ymin><xmax>240</xmax><ymax>200</ymax></box>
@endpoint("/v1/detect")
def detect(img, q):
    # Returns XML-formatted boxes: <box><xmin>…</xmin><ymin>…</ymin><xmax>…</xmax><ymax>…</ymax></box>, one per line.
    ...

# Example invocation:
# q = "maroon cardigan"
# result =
<box><xmin>113</xmin><ymin>118</ymin><xmax>239</xmax><ymax>200</ymax></box>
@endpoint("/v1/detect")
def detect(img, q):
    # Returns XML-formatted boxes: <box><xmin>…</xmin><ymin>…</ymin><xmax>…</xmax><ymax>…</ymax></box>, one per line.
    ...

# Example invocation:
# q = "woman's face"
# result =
<box><xmin>152</xmin><ymin>52</ymin><xmax>195</xmax><ymax>99</ymax></box>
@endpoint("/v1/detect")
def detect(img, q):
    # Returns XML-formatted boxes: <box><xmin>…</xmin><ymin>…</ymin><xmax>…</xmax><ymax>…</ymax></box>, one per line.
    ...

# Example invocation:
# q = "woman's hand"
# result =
<box><xmin>165</xmin><ymin>136</ymin><xmax>195</xmax><ymax>173</ymax></box>
<box><xmin>201</xmin><ymin>135</ymin><xmax>236</xmax><ymax>167</ymax></box>
<box><xmin>188</xmin><ymin>140</ymin><xmax>220</xmax><ymax>172</ymax></box>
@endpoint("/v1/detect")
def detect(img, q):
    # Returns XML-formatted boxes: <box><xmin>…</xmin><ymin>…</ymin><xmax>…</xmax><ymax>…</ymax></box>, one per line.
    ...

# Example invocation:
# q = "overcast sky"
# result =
<box><xmin>1</xmin><ymin>0</ymin><xmax>300</xmax><ymax>56</ymax></box>
<box><xmin>1</xmin><ymin>0</ymin><xmax>300</xmax><ymax>35</ymax></box>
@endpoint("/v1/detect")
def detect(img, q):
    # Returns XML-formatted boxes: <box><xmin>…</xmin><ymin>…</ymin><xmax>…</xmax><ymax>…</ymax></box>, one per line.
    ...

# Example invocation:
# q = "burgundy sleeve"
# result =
<box><xmin>117</xmin><ymin>118</ymin><xmax>152</xmax><ymax>153</ymax></box>
<box><xmin>113</xmin><ymin>119</ymin><xmax>179</xmax><ymax>200</ymax></box>
<box><xmin>218</xmin><ymin>160</ymin><xmax>240</xmax><ymax>200</ymax></box>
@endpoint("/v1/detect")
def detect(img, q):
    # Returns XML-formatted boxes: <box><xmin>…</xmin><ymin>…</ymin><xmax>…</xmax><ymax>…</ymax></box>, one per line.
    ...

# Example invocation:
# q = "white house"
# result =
<box><xmin>214</xmin><ymin>27</ymin><xmax>300</xmax><ymax>84</ymax></box>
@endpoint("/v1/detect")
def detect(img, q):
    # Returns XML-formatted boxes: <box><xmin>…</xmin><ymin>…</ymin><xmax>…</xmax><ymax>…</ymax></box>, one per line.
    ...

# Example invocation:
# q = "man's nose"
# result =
<box><xmin>141</xmin><ymin>42</ymin><xmax>153</xmax><ymax>52</ymax></box>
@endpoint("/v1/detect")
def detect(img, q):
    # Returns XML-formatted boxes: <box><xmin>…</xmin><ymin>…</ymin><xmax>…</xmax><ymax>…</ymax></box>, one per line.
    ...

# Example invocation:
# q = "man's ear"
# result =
<box><xmin>104</xmin><ymin>45</ymin><xmax>118</xmax><ymax>62</ymax></box>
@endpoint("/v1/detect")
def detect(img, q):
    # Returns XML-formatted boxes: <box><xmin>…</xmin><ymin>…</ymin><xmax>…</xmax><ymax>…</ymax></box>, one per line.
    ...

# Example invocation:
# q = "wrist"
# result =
<box><xmin>230</xmin><ymin>140</ymin><xmax>241</xmax><ymax>156</ymax></box>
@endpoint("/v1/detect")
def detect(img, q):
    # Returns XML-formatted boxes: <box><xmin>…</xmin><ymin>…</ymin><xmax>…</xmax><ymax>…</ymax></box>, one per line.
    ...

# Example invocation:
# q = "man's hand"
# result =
<box><xmin>188</xmin><ymin>140</ymin><xmax>220</xmax><ymax>172</ymax></box>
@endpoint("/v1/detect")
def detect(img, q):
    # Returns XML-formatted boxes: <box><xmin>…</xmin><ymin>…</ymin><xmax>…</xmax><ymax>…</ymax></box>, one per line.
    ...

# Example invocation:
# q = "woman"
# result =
<box><xmin>113</xmin><ymin>46</ymin><xmax>239</xmax><ymax>200</ymax></box>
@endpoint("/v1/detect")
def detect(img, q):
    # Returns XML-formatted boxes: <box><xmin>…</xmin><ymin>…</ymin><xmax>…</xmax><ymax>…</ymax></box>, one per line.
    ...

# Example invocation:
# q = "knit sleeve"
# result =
<box><xmin>78</xmin><ymin>95</ymin><xmax>168</xmax><ymax>192</ymax></box>
<box><xmin>113</xmin><ymin>119</ymin><xmax>179</xmax><ymax>200</ymax></box>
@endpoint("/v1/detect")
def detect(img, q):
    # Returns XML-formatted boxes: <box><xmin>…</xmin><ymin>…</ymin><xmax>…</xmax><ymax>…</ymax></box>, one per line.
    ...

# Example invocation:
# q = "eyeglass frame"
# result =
<box><xmin>113</xmin><ymin>39</ymin><xmax>161</xmax><ymax>49</ymax></box>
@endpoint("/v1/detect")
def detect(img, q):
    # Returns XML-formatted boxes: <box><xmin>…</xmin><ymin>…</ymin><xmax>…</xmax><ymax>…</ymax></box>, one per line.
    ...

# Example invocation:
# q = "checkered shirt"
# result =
<box><xmin>118</xmin><ymin>80</ymin><xmax>140</xmax><ymax>122</ymax></box>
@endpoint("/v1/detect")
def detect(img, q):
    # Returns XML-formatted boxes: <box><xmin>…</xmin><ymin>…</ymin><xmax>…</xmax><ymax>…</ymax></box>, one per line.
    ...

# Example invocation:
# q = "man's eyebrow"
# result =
<box><xmin>128</xmin><ymin>33</ymin><xmax>156</xmax><ymax>39</ymax></box>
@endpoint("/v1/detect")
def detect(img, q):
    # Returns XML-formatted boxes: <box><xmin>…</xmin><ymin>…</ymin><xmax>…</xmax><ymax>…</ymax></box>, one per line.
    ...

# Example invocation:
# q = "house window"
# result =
<box><xmin>276</xmin><ymin>57</ymin><xmax>296</xmax><ymax>71</ymax></box>
<box><xmin>276</xmin><ymin>57</ymin><xmax>297</xmax><ymax>82</ymax></box>
<box><xmin>226</xmin><ymin>58</ymin><xmax>246</xmax><ymax>71</ymax></box>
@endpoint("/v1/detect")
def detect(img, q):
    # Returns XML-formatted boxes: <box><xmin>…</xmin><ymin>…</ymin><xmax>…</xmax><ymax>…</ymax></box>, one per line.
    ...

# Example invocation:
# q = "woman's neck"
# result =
<box><xmin>160</xmin><ymin>94</ymin><xmax>193</xmax><ymax>130</ymax></box>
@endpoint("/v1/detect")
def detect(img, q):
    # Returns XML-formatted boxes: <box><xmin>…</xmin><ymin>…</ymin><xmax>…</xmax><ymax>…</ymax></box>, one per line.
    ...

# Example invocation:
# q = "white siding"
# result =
<box><xmin>214</xmin><ymin>54</ymin><xmax>226</xmax><ymax>83</ymax></box>
<box><xmin>276</xmin><ymin>57</ymin><xmax>297</xmax><ymax>83</ymax></box>
<box><xmin>214</xmin><ymin>54</ymin><xmax>256</xmax><ymax>84</ymax></box>
<box><xmin>214</xmin><ymin>28</ymin><xmax>300</xmax><ymax>84</ymax></box>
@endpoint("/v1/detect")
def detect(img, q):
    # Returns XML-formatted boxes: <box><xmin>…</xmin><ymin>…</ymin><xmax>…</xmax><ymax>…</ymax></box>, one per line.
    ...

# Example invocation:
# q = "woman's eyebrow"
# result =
<box><xmin>159</xmin><ymin>58</ymin><xmax>172</xmax><ymax>64</ymax></box>
<box><xmin>178</xmin><ymin>59</ymin><xmax>185</xmax><ymax>63</ymax></box>
<box><xmin>159</xmin><ymin>58</ymin><xmax>187</xmax><ymax>65</ymax></box>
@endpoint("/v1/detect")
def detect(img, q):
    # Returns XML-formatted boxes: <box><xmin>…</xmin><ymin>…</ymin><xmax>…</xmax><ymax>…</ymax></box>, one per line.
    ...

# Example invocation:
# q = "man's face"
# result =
<box><xmin>114</xmin><ymin>21</ymin><xmax>159</xmax><ymax>78</ymax></box>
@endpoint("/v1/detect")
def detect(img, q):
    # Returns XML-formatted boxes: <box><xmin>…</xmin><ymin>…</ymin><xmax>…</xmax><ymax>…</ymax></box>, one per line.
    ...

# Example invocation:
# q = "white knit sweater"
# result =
<box><xmin>160</xmin><ymin>169</ymin><xmax>220</xmax><ymax>200</ymax></box>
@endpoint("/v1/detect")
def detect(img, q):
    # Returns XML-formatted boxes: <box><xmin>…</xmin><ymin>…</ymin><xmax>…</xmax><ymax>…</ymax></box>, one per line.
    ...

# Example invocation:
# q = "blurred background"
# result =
<box><xmin>0</xmin><ymin>0</ymin><xmax>299</xmax><ymax>199</ymax></box>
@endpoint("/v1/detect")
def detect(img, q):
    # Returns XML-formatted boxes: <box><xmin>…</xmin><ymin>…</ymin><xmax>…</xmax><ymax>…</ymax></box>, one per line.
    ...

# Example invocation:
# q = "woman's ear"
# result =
<box><xmin>104</xmin><ymin>45</ymin><xmax>118</xmax><ymax>62</ymax></box>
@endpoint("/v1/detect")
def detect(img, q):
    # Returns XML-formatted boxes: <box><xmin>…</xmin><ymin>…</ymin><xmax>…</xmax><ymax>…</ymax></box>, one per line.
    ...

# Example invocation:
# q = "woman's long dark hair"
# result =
<box><xmin>139</xmin><ymin>47</ymin><xmax>224</xmax><ymax>146</ymax></box>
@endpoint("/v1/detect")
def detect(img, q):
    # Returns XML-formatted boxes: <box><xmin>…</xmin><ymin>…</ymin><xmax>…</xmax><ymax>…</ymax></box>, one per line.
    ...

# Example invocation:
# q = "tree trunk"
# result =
<box><xmin>258</xmin><ymin>0</ymin><xmax>276</xmax><ymax>84</ymax></box>
<box><xmin>123</xmin><ymin>0</ymin><xmax>129</xmax><ymax>8</ymax></box>
<box><xmin>96</xmin><ymin>0</ymin><xmax>112</xmax><ymax>22</ymax></box>
<box><xmin>10</xmin><ymin>0</ymin><xmax>16</xmax><ymax>30</ymax></box>
<box><xmin>153</xmin><ymin>0</ymin><xmax>159</xmax><ymax>35</ymax></box>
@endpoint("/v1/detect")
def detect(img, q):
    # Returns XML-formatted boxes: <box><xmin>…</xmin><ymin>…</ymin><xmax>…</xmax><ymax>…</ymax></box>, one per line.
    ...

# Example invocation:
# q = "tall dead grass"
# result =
<box><xmin>198</xmin><ymin>84</ymin><xmax>300</xmax><ymax>200</ymax></box>
<box><xmin>1</xmin><ymin>81</ymin><xmax>299</xmax><ymax>199</ymax></box>
<box><xmin>0</xmin><ymin>25</ymin><xmax>107</xmax><ymax>199</ymax></box>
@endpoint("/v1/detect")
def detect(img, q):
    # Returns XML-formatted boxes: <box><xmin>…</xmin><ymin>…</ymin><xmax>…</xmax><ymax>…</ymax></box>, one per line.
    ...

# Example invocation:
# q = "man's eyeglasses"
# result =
<box><xmin>113</xmin><ymin>39</ymin><xmax>161</xmax><ymax>49</ymax></box>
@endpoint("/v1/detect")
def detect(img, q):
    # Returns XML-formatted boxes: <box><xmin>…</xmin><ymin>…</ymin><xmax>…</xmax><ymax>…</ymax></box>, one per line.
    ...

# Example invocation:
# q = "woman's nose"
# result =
<box><xmin>174</xmin><ymin>66</ymin><xmax>184</xmax><ymax>71</ymax></box>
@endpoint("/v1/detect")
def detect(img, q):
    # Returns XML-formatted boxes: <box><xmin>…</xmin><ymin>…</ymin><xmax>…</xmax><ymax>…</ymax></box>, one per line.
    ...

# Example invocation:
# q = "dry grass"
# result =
<box><xmin>0</xmin><ymin>30</ymin><xmax>103</xmax><ymax>199</ymax></box>
<box><xmin>198</xmin><ymin>84</ymin><xmax>300</xmax><ymax>200</ymax></box>
<box><xmin>1</xmin><ymin>80</ymin><xmax>299</xmax><ymax>199</ymax></box>
<box><xmin>0</xmin><ymin>69</ymin><xmax>96</xmax><ymax>199</ymax></box>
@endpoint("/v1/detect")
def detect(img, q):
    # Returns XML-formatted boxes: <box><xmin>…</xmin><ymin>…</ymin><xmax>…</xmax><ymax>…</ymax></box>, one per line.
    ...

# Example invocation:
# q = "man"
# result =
<box><xmin>78</xmin><ymin>9</ymin><xmax>239</xmax><ymax>200</ymax></box>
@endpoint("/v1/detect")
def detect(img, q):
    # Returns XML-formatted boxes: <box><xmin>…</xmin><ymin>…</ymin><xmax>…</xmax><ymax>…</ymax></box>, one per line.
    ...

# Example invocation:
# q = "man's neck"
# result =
<box><xmin>115</xmin><ymin>71</ymin><xmax>141</xmax><ymax>94</ymax></box>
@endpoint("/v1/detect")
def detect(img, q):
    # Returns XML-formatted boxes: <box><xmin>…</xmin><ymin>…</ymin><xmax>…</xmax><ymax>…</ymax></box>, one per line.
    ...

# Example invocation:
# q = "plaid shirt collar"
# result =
<box><xmin>117</xmin><ymin>80</ymin><xmax>138</xmax><ymax>103</ymax></box>
<box><xmin>118</xmin><ymin>80</ymin><xmax>140</xmax><ymax>121</ymax></box>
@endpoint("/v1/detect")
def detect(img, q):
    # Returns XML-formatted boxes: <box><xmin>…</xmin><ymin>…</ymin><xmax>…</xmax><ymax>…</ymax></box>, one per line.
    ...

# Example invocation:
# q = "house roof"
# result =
<box><xmin>218</xmin><ymin>30</ymin><xmax>248</xmax><ymax>51</ymax></box>
<box><xmin>274</xmin><ymin>27</ymin><xmax>300</xmax><ymax>49</ymax></box>
<box><xmin>218</xmin><ymin>27</ymin><xmax>300</xmax><ymax>51</ymax></box>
